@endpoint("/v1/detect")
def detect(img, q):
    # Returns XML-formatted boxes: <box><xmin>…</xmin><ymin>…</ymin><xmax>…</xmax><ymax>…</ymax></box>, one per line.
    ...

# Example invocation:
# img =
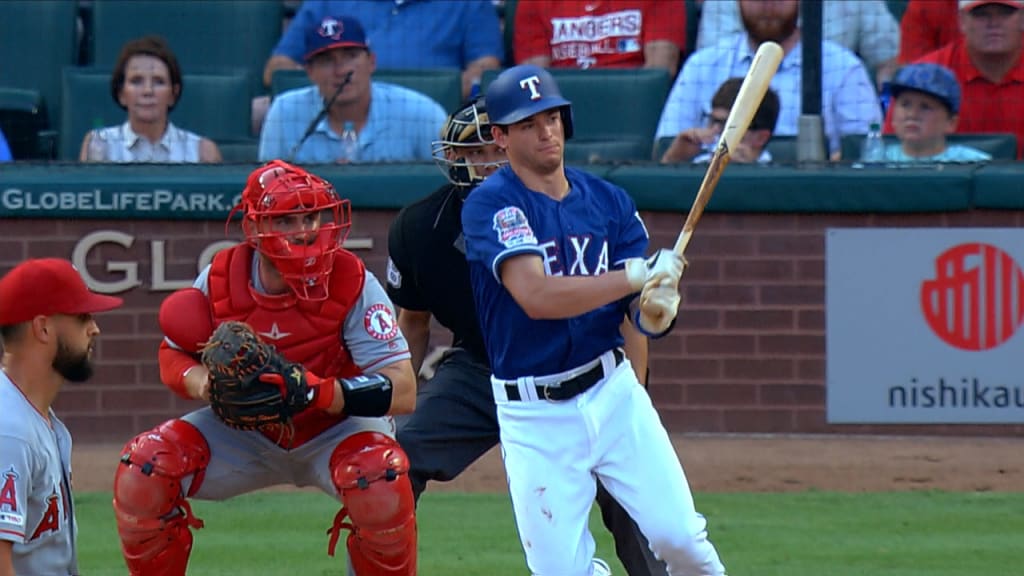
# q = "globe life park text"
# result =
<box><xmin>71</xmin><ymin>230</ymin><xmax>374</xmax><ymax>294</ymax></box>
<box><xmin>2</xmin><ymin>187</ymin><xmax>237</xmax><ymax>213</ymax></box>
<box><xmin>73</xmin><ymin>230</ymin><xmax>237</xmax><ymax>293</ymax></box>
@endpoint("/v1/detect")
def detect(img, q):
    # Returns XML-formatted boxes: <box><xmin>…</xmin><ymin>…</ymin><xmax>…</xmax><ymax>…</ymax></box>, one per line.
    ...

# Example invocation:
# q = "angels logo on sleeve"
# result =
<box><xmin>0</xmin><ymin>467</ymin><xmax>25</xmax><ymax>528</ymax></box>
<box><xmin>492</xmin><ymin>206</ymin><xmax>537</xmax><ymax>248</ymax></box>
<box><xmin>364</xmin><ymin>303</ymin><xmax>399</xmax><ymax>341</ymax></box>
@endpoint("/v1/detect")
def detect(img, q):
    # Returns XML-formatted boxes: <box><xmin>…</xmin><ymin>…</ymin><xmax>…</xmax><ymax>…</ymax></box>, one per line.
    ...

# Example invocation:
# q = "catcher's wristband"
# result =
<box><xmin>339</xmin><ymin>373</ymin><xmax>393</xmax><ymax>417</ymax></box>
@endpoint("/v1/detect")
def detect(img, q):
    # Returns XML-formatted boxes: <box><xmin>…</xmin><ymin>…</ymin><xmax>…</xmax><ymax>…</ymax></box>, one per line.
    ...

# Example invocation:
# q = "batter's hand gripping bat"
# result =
<box><xmin>672</xmin><ymin>41</ymin><xmax>784</xmax><ymax>258</ymax></box>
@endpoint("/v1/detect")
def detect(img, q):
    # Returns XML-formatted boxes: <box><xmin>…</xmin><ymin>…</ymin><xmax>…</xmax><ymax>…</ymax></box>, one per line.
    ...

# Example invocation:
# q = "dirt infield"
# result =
<box><xmin>73</xmin><ymin>434</ymin><xmax>1024</xmax><ymax>493</ymax></box>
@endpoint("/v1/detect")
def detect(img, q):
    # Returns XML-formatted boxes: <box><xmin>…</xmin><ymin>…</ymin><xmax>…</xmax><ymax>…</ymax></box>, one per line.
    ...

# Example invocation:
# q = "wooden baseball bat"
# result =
<box><xmin>673</xmin><ymin>41</ymin><xmax>784</xmax><ymax>257</ymax></box>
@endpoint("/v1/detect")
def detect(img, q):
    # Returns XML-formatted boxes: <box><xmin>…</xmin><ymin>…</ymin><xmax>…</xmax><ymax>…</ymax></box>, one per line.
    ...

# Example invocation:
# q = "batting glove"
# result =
<box><xmin>625</xmin><ymin>249</ymin><xmax>687</xmax><ymax>292</ymax></box>
<box><xmin>637</xmin><ymin>282</ymin><xmax>681</xmax><ymax>335</ymax></box>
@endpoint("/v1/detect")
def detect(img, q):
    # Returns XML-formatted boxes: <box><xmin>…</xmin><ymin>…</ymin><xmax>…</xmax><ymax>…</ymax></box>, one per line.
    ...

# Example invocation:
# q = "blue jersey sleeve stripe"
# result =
<box><xmin>492</xmin><ymin>246</ymin><xmax>546</xmax><ymax>281</ymax></box>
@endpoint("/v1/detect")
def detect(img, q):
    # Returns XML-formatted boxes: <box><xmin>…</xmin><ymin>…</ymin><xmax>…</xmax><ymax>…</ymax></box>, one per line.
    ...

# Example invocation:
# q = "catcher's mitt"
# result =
<box><xmin>200</xmin><ymin>321</ymin><xmax>311</xmax><ymax>430</ymax></box>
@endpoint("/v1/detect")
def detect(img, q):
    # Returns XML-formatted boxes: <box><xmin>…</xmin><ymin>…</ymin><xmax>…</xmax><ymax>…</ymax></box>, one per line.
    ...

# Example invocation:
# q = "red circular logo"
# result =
<box><xmin>920</xmin><ymin>242</ymin><xmax>1024</xmax><ymax>351</ymax></box>
<box><xmin>363</xmin><ymin>303</ymin><xmax>398</xmax><ymax>341</ymax></box>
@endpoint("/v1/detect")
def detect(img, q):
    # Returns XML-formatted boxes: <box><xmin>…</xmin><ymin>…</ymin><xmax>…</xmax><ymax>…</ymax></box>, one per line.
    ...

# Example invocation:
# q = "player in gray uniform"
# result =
<box><xmin>111</xmin><ymin>161</ymin><xmax>418</xmax><ymax>576</ymax></box>
<box><xmin>0</xmin><ymin>258</ymin><xmax>123</xmax><ymax>576</ymax></box>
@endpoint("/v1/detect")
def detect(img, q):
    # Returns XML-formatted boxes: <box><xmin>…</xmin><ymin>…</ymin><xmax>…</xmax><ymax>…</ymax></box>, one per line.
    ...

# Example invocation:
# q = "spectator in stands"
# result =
<box><xmin>0</xmin><ymin>127</ymin><xmax>11</xmax><ymax>162</ymax></box>
<box><xmin>660</xmin><ymin>77</ymin><xmax>780</xmax><ymax>164</ymax></box>
<box><xmin>884</xmin><ymin>63</ymin><xmax>991</xmax><ymax>162</ymax></box>
<box><xmin>696</xmin><ymin>0</ymin><xmax>900</xmax><ymax>88</ymax></box>
<box><xmin>899</xmin><ymin>0</ymin><xmax>961</xmax><ymax>64</ymax></box>
<box><xmin>79</xmin><ymin>36</ymin><xmax>222</xmax><ymax>163</ymax></box>
<box><xmin>263</xmin><ymin>0</ymin><xmax>502</xmax><ymax>100</ymax></box>
<box><xmin>657</xmin><ymin>0</ymin><xmax>880</xmax><ymax>160</ymax></box>
<box><xmin>258</xmin><ymin>14</ymin><xmax>447</xmax><ymax>164</ymax></box>
<box><xmin>903</xmin><ymin>0</ymin><xmax>1024</xmax><ymax>159</ymax></box>
<box><xmin>513</xmin><ymin>0</ymin><xmax>686</xmax><ymax>76</ymax></box>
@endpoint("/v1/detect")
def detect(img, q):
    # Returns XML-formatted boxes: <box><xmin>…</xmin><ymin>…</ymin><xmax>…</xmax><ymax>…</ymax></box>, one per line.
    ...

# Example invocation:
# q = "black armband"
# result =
<box><xmin>339</xmin><ymin>373</ymin><xmax>394</xmax><ymax>417</ymax></box>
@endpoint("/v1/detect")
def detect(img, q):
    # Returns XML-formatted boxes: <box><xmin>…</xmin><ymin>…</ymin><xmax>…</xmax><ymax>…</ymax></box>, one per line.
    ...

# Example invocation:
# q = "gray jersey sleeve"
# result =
<box><xmin>0</xmin><ymin>431</ymin><xmax>32</xmax><ymax>543</ymax></box>
<box><xmin>342</xmin><ymin>270</ymin><xmax>411</xmax><ymax>373</ymax></box>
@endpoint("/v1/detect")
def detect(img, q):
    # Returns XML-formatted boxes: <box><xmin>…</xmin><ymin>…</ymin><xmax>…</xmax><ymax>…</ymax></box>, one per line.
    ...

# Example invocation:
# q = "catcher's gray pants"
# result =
<box><xmin>181</xmin><ymin>407</ymin><xmax>395</xmax><ymax>576</ymax></box>
<box><xmin>395</xmin><ymin>348</ymin><xmax>668</xmax><ymax>576</ymax></box>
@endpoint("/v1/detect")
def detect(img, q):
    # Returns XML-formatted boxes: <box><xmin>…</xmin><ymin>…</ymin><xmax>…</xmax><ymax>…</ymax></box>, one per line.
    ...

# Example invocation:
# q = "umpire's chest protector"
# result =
<box><xmin>207</xmin><ymin>245</ymin><xmax>365</xmax><ymax>379</ymax></box>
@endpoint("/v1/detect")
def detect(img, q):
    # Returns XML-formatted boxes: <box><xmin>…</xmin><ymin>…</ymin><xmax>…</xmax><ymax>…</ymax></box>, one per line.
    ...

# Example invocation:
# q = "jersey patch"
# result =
<box><xmin>0</xmin><ymin>511</ymin><xmax>24</xmax><ymax>526</ymax></box>
<box><xmin>492</xmin><ymin>206</ymin><xmax>537</xmax><ymax>248</ymax></box>
<box><xmin>386</xmin><ymin>257</ymin><xmax>402</xmax><ymax>289</ymax></box>
<box><xmin>363</xmin><ymin>303</ymin><xmax>399</xmax><ymax>341</ymax></box>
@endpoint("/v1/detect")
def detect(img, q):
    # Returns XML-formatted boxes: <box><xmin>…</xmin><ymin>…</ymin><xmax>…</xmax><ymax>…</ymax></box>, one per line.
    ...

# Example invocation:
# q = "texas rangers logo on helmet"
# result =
<box><xmin>492</xmin><ymin>206</ymin><xmax>537</xmax><ymax>248</ymax></box>
<box><xmin>319</xmin><ymin>17</ymin><xmax>343</xmax><ymax>40</ymax></box>
<box><xmin>519</xmin><ymin>75</ymin><xmax>543</xmax><ymax>100</ymax></box>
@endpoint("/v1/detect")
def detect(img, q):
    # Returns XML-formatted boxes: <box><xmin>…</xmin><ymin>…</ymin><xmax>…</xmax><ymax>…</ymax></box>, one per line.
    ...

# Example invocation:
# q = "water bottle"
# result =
<box><xmin>339</xmin><ymin>121</ymin><xmax>358</xmax><ymax>164</ymax></box>
<box><xmin>860</xmin><ymin>122</ymin><xmax>884</xmax><ymax>164</ymax></box>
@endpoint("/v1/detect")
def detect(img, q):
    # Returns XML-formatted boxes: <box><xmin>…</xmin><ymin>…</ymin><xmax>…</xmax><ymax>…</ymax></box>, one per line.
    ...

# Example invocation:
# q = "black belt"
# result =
<box><xmin>505</xmin><ymin>348</ymin><xmax>624</xmax><ymax>402</ymax></box>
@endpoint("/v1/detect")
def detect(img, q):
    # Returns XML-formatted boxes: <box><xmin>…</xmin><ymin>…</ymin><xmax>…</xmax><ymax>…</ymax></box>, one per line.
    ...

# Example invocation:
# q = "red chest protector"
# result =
<box><xmin>207</xmin><ymin>244</ymin><xmax>366</xmax><ymax>447</ymax></box>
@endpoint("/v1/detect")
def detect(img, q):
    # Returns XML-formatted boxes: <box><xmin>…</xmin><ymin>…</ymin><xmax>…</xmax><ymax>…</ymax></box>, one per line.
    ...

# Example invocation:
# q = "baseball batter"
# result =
<box><xmin>388</xmin><ymin>96</ymin><xmax>667</xmax><ymax>575</ymax></box>
<box><xmin>0</xmin><ymin>258</ymin><xmax>124</xmax><ymax>576</ymax></box>
<box><xmin>462</xmin><ymin>65</ymin><xmax>728</xmax><ymax>575</ymax></box>
<box><xmin>111</xmin><ymin>161</ymin><xmax>418</xmax><ymax>576</ymax></box>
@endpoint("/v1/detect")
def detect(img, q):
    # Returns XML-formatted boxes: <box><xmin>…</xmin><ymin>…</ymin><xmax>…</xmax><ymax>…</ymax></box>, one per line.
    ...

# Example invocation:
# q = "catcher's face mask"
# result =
<box><xmin>431</xmin><ymin>97</ymin><xmax>507</xmax><ymax>190</ymax></box>
<box><xmin>239</xmin><ymin>161</ymin><xmax>351</xmax><ymax>301</ymax></box>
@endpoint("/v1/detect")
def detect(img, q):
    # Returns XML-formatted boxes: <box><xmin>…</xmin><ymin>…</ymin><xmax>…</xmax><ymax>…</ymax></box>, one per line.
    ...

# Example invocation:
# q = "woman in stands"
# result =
<box><xmin>79</xmin><ymin>35</ymin><xmax>221</xmax><ymax>163</ymax></box>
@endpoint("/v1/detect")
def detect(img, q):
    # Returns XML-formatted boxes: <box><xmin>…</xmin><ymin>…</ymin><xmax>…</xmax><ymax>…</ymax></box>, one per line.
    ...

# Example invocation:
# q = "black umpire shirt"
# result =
<box><xmin>386</xmin><ymin>183</ymin><xmax>489</xmax><ymax>365</ymax></box>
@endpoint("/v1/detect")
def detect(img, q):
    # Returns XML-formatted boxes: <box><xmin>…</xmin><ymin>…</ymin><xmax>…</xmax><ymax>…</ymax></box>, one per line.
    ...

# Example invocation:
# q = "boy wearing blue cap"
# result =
<box><xmin>885</xmin><ymin>62</ymin><xmax>991</xmax><ymax>162</ymax></box>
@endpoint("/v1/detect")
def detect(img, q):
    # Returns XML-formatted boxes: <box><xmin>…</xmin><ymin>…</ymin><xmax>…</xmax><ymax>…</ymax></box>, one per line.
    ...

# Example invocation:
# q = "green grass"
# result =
<box><xmin>77</xmin><ymin>490</ymin><xmax>1023</xmax><ymax>575</ymax></box>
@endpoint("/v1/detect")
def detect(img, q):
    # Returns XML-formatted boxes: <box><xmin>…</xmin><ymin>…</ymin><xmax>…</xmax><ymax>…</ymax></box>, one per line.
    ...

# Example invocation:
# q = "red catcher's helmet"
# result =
<box><xmin>235</xmin><ymin>160</ymin><xmax>351</xmax><ymax>301</ymax></box>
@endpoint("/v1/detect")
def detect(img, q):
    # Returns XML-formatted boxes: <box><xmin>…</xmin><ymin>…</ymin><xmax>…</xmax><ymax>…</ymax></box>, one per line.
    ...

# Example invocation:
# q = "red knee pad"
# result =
<box><xmin>113</xmin><ymin>419</ymin><xmax>210</xmax><ymax>576</ymax></box>
<box><xmin>328</xmin><ymin>431</ymin><xmax>417</xmax><ymax>576</ymax></box>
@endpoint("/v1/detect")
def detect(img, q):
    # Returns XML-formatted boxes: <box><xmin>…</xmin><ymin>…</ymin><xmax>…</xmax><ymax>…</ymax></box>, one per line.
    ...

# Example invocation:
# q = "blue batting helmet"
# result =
<box><xmin>485</xmin><ymin>65</ymin><xmax>574</xmax><ymax>139</ymax></box>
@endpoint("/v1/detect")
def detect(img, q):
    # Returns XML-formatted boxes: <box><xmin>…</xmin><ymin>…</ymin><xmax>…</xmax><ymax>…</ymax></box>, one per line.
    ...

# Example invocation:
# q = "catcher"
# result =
<box><xmin>111</xmin><ymin>160</ymin><xmax>417</xmax><ymax>576</ymax></box>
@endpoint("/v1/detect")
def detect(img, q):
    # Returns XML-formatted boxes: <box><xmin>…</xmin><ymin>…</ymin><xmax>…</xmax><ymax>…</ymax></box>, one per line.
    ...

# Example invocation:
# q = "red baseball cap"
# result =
<box><xmin>0</xmin><ymin>258</ymin><xmax>123</xmax><ymax>325</ymax></box>
<box><xmin>959</xmin><ymin>0</ymin><xmax>1024</xmax><ymax>10</ymax></box>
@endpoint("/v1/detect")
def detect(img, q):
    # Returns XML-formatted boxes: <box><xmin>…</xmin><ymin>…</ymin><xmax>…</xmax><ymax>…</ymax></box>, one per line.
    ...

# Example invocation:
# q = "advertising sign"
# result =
<box><xmin>827</xmin><ymin>228</ymin><xmax>1024</xmax><ymax>423</ymax></box>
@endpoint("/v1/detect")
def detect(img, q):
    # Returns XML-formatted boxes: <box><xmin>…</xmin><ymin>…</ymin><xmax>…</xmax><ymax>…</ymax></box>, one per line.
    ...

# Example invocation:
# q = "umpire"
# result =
<box><xmin>387</xmin><ymin>97</ymin><xmax>667</xmax><ymax>575</ymax></box>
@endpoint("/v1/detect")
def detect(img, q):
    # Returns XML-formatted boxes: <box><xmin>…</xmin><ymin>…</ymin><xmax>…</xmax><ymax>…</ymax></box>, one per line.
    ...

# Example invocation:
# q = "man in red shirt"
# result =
<box><xmin>899</xmin><ymin>0</ymin><xmax>961</xmax><ymax>64</ymax></box>
<box><xmin>891</xmin><ymin>0</ymin><xmax>1024</xmax><ymax>158</ymax></box>
<box><xmin>513</xmin><ymin>0</ymin><xmax>686</xmax><ymax>76</ymax></box>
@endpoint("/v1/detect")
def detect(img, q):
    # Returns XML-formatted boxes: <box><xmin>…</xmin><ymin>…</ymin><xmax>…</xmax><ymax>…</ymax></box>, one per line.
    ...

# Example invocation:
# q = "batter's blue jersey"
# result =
<box><xmin>462</xmin><ymin>165</ymin><xmax>649</xmax><ymax>380</ymax></box>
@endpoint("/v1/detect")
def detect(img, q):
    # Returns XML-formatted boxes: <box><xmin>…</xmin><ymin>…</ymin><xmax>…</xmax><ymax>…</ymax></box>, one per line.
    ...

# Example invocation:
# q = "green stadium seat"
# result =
<box><xmin>840</xmin><ymin>133</ymin><xmax>1018</xmax><ymax>161</ymax></box>
<box><xmin>482</xmin><ymin>68</ymin><xmax>672</xmax><ymax>163</ymax></box>
<box><xmin>270</xmin><ymin>70</ymin><xmax>311</xmax><ymax>97</ymax></box>
<box><xmin>218</xmin><ymin>138</ymin><xmax>260</xmax><ymax>164</ymax></box>
<box><xmin>60</xmin><ymin>67</ymin><xmax>252</xmax><ymax>161</ymax></box>
<box><xmin>271</xmin><ymin>68</ymin><xmax>464</xmax><ymax>114</ymax></box>
<box><xmin>0</xmin><ymin>88</ymin><xmax>53</xmax><ymax>160</ymax></box>
<box><xmin>0</xmin><ymin>1</ymin><xmax>79</xmax><ymax>135</ymax></box>
<box><xmin>653</xmin><ymin>134</ymin><xmax>806</xmax><ymax>164</ymax></box>
<box><xmin>88</xmin><ymin>0</ymin><xmax>282</xmax><ymax>96</ymax></box>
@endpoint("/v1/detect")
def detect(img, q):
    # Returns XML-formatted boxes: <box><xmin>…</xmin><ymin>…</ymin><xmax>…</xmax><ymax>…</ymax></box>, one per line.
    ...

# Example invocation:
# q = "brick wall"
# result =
<box><xmin>2</xmin><ymin>209</ymin><xmax>1021</xmax><ymax>442</ymax></box>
